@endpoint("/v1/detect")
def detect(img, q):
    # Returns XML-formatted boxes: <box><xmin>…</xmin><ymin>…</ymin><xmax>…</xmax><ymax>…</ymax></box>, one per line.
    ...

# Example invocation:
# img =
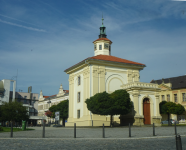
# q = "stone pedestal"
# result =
<box><xmin>152</xmin><ymin>116</ymin><xmax>162</xmax><ymax>126</ymax></box>
<box><xmin>133</xmin><ymin>115</ymin><xmax>144</xmax><ymax>126</ymax></box>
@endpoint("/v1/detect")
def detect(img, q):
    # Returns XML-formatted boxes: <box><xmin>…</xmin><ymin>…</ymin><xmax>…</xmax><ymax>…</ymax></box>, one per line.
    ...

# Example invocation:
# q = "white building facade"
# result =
<box><xmin>38</xmin><ymin>84</ymin><xmax>69</xmax><ymax>124</ymax></box>
<box><xmin>64</xmin><ymin>17</ymin><xmax>162</xmax><ymax>127</ymax></box>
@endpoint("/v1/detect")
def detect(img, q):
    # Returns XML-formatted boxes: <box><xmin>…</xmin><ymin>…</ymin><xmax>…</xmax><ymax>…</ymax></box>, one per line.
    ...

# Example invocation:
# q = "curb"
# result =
<box><xmin>0</xmin><ymin>135</ymin><xmax>185</xmax><ymax>140</ymax></box>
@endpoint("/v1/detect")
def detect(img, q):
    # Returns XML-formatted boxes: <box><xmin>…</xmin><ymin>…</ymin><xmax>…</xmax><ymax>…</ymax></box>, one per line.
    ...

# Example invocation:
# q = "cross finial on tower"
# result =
<box><xmin>102</xmin><ymin>13</ymin><xmax>104</xmax><ymax>27</ymax></box>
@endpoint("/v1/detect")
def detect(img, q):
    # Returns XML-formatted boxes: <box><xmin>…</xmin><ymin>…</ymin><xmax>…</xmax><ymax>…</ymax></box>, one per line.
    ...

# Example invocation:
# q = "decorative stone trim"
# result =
<box><xmin>122</xmin><ymin>82</ymin><xmax>159</xmax><ymax>89</ymax></box>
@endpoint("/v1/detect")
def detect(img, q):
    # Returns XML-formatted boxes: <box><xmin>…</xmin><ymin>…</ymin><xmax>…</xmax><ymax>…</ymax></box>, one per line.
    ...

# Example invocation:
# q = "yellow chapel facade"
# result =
<box><xmin>65</xmin><ymin>18</ymin><xmax>162</xmax><ymax>126</ymax></box>
<box><xmin>151</xmin><ymin>76</ymin><xmax>186</xmax><ymax>123</ymax></box>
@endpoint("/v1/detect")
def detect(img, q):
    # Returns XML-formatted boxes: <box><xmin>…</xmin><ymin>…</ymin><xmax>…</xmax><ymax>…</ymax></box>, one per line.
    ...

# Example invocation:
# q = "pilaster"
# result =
<box><xmin>127</xmin><ymin>70</ymin><xmax>133</xmax><ymax>83</ymax></box>
<box><xmin>68</xmin><ymin>73</ymin><xmax>74</xmax><ymax>119</ymax></box>
<box><xmin>132</xmin><ymin>90</ymin><xmax>140</xmax><ymax>116</ymax></box>
<box><xmin>155</xmin><ymin>92</ymin><xmax>161</xmax><ymax>117</ymax></box>
<box><xmin>132</xmin><ymin>90</ymin><xmax>144</xmax><ymax>126</ymax></box>
<box><xmin>83</xmin><ymin>66</ymin><xmax>90</xmax><ymax>116</ymax></box>
<box><xmin>92</xmin><ymin>65</ymin><xmax>98</xmax><ymax>95</ymax></box>
<box><xmin>98</xmin><ymin>66</ymin><xmax>105</xmax><ymax>93</ymax></box>
<box><xmin>133</xmin><ymin>70</ymin><xmax>140</xmax><ymax>82</ymax></box>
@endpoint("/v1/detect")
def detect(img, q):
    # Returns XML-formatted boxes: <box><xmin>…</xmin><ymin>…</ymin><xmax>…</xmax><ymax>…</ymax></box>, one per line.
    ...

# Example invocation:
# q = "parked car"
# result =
<box><xmin>161</xmin><ymin>119</ymin><xmax>179</xmax><ymax>124</ymax></box>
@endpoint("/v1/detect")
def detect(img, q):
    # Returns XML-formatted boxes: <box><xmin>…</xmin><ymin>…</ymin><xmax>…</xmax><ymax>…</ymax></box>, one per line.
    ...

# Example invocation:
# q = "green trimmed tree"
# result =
<box><xmin>49</xmin><ymin>100</ymin><xmax>69</xmax><ymax>126</ymax></box>
<box><xmin>49</xmin><ymin>105</ymin><xmax>58</xmax><ymax>118</ymax></box>
<box><xmin>85</xmin><ymin>90</ymin><xmax>133</xmax><ymax>126</ymax></box>
<box><xmin>1</xmin><ymin>101</ymin><xmax>29</xmax><ymax>122</ymax></box>
<box><xmin>159</xmin><ymin>101</ymin><xmax>185</xmax><ymax>125</ymax></box>
<box><xmin>175</xmin><ymin>104</ymin><xmax>185</xmax><ymax>115</ymax></box>
<box><xmin>57</xmin><ymin>100</ymin><xmax>69</xmax><ymax>127</ymax></box>
<box><xmin>0</xmin><ymin>101</ymin><xmax>29</xmax><ymax>136</ymax></box>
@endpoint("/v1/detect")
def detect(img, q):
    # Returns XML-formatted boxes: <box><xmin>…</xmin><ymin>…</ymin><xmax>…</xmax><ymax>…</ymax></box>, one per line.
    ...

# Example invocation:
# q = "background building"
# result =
<box><xmin>0</xmin><ymin>79</ymin><xmax>39</xmax><ymax>126</ymax></box>
<box><xmin>38</xmin><ymin>84</ymin><xmax>69</xmax><ymax>125</ymax></box>
<box><xmin>0</xmin><ymin>79</ymin><xmax>16</xmax><ymax>105</ymax></box>
<box><xmin>151</xmin><ymin>75</ymin><xmax>186</xmax><ymax>121</ymax></box>
<box><xmin>9</xmin><ymin>91</ymin><xmax>39</xmax><ymax>126</ymax></box>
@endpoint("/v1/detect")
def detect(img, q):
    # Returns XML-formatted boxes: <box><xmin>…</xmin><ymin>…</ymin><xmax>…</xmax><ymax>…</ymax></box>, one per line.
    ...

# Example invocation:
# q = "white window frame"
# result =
<box><xmin>78</xmin><ymin>76</ymin><xmax>81</xmax><ymax>86</ymax></box>
<box><xmin>167</xmin><ymin>94</ymin><xmax>170</xmax><ymax>102</ymax></box>
<box><xmin>99</xmin><ymin>45</ymin><xmax>102</xmax><ymax>50</ymax></box>
<box><xmin>174</xmin><ymin>94</ymin><xmax>177</xmax><ymax>102</ymax></box>
<box><xmin>182</xmin><ymin>93</ymin><xmax>186</xmax><ymax>102</ymax></box>
<box><xmin>77</xmin><ymin>92</ymin><xmax>81</xmax><ymax>103</ymax></box>
<box><xmin>77</xmin><ymin>109</ymin><xmax>80</xmax><ymax>119</ymax></box>
<box><xmin>162</xmin><ymin>95</ymin><xmax>165</xmax><ymax>101</ymax></box>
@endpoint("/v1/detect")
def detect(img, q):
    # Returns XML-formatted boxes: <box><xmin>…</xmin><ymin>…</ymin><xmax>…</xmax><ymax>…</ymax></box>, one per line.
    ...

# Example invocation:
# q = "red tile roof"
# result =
<box><xmin>43</xmin><ymin>95</ymin><xmax>56</xmax><ymax>98</ymax></box>
<box><xmin>93</xmin><ymin>38</ymin><xmax>112</xmax><ymax>43</ymax></box>
<box><xmin>64</xmin><ymin>55</ymin><xmax>145</xmax><ymax>72</ymax></box>
<box><xmin>90</xmin><ymin>55</ymin><xmax>145</xmax><ymax>66</ymax></box>
<box><xmin>43</xmin><ymin>90</ymin><xmax>69</xmax><ymax>98</ymax></box>
<box><xmin>64</xmin><ymin>90</ymin><xmax>69</xmax><ymax>93</ymax></box>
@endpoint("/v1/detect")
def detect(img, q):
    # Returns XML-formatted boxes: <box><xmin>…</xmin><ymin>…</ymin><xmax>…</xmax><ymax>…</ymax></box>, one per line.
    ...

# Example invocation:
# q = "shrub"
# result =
<box><xmin>0</xmin><ymin>126</ymin><xmax>3</xmax><ymax>131</ymax></box>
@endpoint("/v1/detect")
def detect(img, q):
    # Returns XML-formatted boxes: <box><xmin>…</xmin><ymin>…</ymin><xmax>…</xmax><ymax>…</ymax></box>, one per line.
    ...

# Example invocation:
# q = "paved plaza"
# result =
<box><xmin>0</xmin><ymin>126</ymin><xmax>186</xmax><ymax>149</ymax></box>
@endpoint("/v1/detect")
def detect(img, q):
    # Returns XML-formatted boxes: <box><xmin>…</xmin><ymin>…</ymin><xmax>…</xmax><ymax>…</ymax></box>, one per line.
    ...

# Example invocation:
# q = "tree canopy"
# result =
<box><xmin>0</xmin><ymin>101</ymin><xmax>29</xmax><ymax>122</ymax></box>
<box><xmin>45</xmin><ymin>110</ymin><xmax>53</xmax><ymax>118</ymax></box>
<box><xmin>57</xmin><ymin>100</ymin><xmax>69</xmax><ymax>120</ymax></box>
<box><xmin>159</xmin><ymin>101</ymin><xmax>185</xmax><ymax>125</ymax></box>
<box><xmin>159</xmin><ymin>101</ymin><xmax>185</xmax><ymax>115</ymax></box>
<box><xmin>85</xmin><ymin>90</ymin><xmax>133</xmax><ymax>126</ymax></box>
<box><xmin>49</xmin><ymin>100</ymin><xmax>69</xmax><ymax>126</ymax></box>
<box><xmin>49</xmin><ymin>105</ymin><xmax>58</xmax><ymax>118</ymax></box>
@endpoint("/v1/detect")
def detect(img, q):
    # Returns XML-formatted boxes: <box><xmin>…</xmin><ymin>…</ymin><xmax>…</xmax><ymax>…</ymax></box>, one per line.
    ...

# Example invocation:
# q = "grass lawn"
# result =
<box><xmin>0</xmin><ymin>127</ymin><xmax>34</xmax><ymax>132</ymax></box>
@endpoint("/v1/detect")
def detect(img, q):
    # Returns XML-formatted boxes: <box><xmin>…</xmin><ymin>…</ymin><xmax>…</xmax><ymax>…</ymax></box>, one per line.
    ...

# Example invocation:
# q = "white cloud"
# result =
<box><xmin>0</xmin><ymin>19</ymin><xmax>46</xmax><ymax>32</ymax></box>
<box><xmin>0</xmin><ymin>14</ymin><xmax>40</xmax><ymax>27</ymax></box>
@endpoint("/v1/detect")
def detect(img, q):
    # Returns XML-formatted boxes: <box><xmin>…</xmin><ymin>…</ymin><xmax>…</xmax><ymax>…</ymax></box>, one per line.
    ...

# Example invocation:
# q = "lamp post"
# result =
<box><xmin>47</xmin><ymin>100</ymin><xmax>51</xmax><ymax>126</ymax></box>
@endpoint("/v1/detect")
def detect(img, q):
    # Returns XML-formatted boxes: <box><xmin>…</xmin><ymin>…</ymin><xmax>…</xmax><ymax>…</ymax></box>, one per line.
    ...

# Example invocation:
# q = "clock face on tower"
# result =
<box><xmin>104</xmin><ymin>43</ymin><xmax>109</xmax><ymax>49</ymax></box>
<box><xmin>94</xmin><ymin>44</ymin><xmax>97</xmax><ymax>50</ymax></box>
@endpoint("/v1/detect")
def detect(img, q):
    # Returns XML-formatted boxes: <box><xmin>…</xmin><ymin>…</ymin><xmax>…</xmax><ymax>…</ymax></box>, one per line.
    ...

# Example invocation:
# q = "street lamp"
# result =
<box><xmin>47</xmin><ymin>100</ymin><xmax>51</xmax><ymax>126</ymax></box>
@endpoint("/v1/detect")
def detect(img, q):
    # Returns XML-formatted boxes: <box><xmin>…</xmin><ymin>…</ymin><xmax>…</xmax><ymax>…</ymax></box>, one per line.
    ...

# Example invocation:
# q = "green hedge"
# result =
<box><xmin>0</xmin><ymin>126</ymin><xmax>3</xmax><ymax>131</ymax></box>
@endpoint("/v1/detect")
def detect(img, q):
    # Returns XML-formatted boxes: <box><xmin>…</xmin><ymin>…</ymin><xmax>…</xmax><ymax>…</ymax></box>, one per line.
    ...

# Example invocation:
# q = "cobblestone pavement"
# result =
<box><xmin>0</xmin><ymin>137</ymin><xmax>186</xmax><ymax>150</ymax></box>
<box><xmin>0</xmin><ymin>126</ymin><xmax>186</xmax><ymax>149</ymax></box>
<box><xmin>0</xmin><ymin>126</ymin><xmax>186</xmax><ymax>138</ymax></box>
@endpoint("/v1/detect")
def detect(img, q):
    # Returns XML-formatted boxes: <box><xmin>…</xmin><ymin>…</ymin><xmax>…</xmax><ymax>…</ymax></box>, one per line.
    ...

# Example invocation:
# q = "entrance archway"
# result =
<box><xmin>143</xmin><ymin>98</ymin><xmax>151</xmax><ymax>125</ymax></box>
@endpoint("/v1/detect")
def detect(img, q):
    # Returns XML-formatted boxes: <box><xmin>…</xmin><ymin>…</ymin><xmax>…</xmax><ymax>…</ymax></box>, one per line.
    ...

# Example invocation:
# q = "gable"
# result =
<box><xmin>158</xmin><ymin>84</ymin><xmax>171</xmax><ymax>91</ymax></box>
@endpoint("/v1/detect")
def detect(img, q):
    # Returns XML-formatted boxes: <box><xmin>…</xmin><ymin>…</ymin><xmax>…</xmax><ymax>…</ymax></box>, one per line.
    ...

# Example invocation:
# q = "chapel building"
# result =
<box><xmin>65</xmin><ymin>17</ymin><xmax>162</xmax><ymax>126</ymax></box>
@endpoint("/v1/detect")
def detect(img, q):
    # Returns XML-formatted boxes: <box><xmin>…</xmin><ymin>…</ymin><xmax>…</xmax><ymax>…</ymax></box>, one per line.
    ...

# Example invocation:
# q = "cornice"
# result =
<box><xmin>64</xmin><ymin>57</ymin><xmax>145</xmax><ymax>74</ymax></box>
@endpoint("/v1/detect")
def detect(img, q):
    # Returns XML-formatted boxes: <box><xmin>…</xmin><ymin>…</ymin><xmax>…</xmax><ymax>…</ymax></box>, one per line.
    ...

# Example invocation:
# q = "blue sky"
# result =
<box><xmin>0</xmin><ymin>0</ymin><xmax>186</xmax><ymax>96</ymax></box>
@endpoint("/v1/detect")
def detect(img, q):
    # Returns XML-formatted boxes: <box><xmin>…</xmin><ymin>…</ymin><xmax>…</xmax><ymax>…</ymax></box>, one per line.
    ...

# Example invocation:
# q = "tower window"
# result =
<box><xmin>94</xmin><ymin>44</ymin><xmax>97</xmax><ymax>50</ymax></box>
<box><xmin>104</xmin><ymin>43</ymin><xmax>109</xmax><ymax>49</ymax></box>
<box><xmin>99</xmin><ymin>45</ymin><xmax>102</xmax><ymax>50</ymax></box>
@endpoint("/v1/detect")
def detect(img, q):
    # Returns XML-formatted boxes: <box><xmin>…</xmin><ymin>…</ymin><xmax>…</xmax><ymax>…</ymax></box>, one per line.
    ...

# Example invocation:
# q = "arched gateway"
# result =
<box><xmin>143</xmin><ymin>98</ymin><xmax>151</xmax><ymax>125</ymax></box>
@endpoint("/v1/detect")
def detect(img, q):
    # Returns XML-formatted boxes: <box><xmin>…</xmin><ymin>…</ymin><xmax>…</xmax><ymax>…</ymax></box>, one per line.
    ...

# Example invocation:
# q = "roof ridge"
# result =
<box><xmin>153</xmin><ymin>75</ymin><xmax>186</xmax><ymax>81</ymax></box>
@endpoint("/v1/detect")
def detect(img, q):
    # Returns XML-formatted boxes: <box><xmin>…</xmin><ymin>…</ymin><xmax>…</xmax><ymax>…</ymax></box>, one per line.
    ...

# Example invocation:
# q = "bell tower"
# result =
<box><xmin>93</xmin><ymin>16</ymin><xmax>112</xmax><ymax>56</ymax></box>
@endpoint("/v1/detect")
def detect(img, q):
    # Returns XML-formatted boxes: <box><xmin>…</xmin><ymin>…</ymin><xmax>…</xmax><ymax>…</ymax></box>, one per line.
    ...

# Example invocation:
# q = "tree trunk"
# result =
<box><xmin>63</xmin><ymin>118</ymin><xmax>65</xmax><ymax>127</ymax></box>
<box><xmin>10</xmin><ymin>120</ymin><xmax>13</xmax><ymax>138</ymax></box>
<box><xmin>110</xmin><ymin>115</ymin><xmax>113</xmax><ymax>127</ymax></box>
<box><xmin>168</xmin><ymin>113</ymin><xmax>171</xmax><ymax>126</ymax></box>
